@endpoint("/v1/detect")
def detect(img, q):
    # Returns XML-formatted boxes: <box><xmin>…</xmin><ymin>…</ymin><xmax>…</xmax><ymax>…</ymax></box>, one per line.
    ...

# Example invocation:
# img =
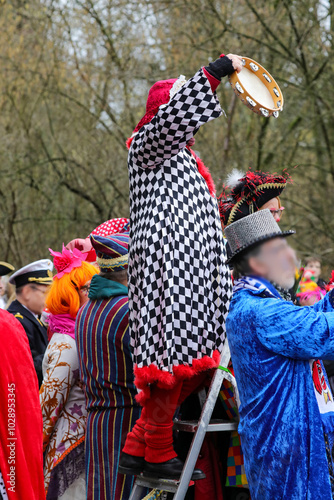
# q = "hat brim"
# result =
<box><xmin>0</xmin><ymin>261</ymin><xmax>15</xmax><ymax>277</ymax></box>
<box><xmin>226</xmin><ymin>230</ymin><xmax>295</xmax><ymax>266</ymax></box>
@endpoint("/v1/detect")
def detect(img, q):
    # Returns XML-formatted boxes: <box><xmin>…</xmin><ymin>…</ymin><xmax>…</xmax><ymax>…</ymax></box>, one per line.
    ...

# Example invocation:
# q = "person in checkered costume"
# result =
<box><xmin>120</xmin><ymin>53</ymin><xmax>242</xmax><ymax>480</ymax></box>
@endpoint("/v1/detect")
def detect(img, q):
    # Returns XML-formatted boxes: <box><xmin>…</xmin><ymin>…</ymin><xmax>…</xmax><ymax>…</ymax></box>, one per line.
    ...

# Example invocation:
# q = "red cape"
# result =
<box><xmin>0</xmin><ymin>310</ymin><xmax>45</xmax><ymax>500</ymax></box>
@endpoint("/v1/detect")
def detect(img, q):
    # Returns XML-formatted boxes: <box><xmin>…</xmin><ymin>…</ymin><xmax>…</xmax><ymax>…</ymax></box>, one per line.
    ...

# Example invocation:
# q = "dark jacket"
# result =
<box><xmin>7</xmin><ymin>300</ymin><xmax>48</xmax><ymax>386</ymax></box>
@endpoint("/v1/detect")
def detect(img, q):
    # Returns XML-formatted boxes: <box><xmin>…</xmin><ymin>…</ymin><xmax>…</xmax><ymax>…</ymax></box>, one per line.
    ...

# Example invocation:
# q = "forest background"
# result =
<box><xmin>1</xmin><ymin>0</ymin><xmax>334</xmax><ymax>276</ymax></box>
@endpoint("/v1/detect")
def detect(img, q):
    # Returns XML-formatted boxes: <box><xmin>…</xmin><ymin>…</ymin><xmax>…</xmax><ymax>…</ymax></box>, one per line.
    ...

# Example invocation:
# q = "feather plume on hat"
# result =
<box><xmin>218</xmin><ymin>168</ymin><xmax>292</xmax><ymax>227</ymax></box>
<box><xmin>225</xmin><ymin>169</ymin><xmax>245</xmax><ymax>189</ymax></box>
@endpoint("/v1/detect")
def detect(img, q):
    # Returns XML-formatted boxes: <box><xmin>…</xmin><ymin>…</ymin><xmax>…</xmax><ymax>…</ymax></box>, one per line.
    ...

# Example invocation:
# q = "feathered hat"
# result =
<box><xmin>218</xmin><ymin>168</ymin><xmax>291</xmax><ymax>227</ymax></box>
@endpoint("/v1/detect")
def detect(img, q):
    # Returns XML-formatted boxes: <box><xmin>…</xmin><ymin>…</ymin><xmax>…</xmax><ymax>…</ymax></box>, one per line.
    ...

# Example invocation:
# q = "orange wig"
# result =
<box><xmin>46</xmin><ymin>261</ymin><xmax>98</xmax><ymax>318</ymax></box>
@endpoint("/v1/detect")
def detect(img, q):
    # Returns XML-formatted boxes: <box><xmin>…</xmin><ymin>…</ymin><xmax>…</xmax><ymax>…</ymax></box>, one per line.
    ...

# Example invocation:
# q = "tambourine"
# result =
<box><xmin>229</xmin><ymin>57</ymin><xmax>283</xmax><ymax>118</ymax></box>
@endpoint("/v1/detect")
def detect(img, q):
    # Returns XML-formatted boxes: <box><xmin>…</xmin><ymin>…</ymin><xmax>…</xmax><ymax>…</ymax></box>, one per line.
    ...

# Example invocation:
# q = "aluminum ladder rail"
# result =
<box><xmin>128</xmin><ymin>340</ymin><xmax>239</xmax><ymax>500</ymax></box>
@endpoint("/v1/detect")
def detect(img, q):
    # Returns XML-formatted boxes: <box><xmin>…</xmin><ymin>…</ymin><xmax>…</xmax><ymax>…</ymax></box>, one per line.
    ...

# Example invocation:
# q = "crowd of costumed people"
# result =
<box><xmin>1</xmin><ymin>51</ymin><xmax>334</xmax><ymax>500</ymax></box>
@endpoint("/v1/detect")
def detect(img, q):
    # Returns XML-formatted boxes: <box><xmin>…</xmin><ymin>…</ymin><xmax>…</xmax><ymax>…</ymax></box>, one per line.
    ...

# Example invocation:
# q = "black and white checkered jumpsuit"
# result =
<box><xmin>127</xmin><ymin>68</ymin><xmax>232</xmax><ymax>376</ymax></box>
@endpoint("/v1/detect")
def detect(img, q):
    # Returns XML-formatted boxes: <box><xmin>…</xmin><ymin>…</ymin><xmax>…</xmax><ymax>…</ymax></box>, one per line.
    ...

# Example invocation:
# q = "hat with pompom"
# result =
<box><xmin>126</xmin><ymin>75</ymin><xmax>187</xmax><ymax>149</ymax></box>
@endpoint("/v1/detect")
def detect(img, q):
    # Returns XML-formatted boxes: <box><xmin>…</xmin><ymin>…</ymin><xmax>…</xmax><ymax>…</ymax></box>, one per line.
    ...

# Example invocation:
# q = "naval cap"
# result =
<box><xmin>9</xmin><ymin>259</ymin><xmax>54</xmax><ymax>287</ymax></box>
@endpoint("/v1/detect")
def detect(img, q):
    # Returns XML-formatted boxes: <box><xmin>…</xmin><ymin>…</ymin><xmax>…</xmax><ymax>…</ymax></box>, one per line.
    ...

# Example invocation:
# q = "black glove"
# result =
<box><xmin>205</xmin><ymin>55</ymin><xmax>235</xmax><ymax>81</ymax></box>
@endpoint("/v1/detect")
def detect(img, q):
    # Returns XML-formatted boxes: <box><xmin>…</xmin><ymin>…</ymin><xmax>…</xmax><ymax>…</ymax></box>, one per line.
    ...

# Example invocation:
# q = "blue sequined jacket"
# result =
<box><xmin>227</xmin><ymin>280</ymin><xmax>334</xmax><ymax>500</ymax></box>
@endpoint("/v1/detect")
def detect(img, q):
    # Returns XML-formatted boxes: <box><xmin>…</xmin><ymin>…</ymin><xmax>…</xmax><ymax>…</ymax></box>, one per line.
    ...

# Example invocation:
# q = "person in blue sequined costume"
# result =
<box><xmin>225</xmin><ymin>210</ymin><xmax>334</xmax><ymax>500</ymax></box>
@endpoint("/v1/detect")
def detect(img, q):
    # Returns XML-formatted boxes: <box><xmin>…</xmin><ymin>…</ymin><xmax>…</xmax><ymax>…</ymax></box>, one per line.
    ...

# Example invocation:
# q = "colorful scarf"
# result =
<box><xmin>48</xmin><ymin>313</ymin><xmax>76</xmax><ymax>340</ymax></box>
<box><xmin>233</xmin><ymin>275</ymin><xmax>289</xmax><ymax>299</ymax></box>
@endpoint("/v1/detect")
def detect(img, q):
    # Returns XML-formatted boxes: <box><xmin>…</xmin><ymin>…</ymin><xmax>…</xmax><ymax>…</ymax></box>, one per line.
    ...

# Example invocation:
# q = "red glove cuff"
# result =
<box><xmin>203</xmin><ymin>68</ymin><xmax>221</xmax><ymax>92</ymax></box>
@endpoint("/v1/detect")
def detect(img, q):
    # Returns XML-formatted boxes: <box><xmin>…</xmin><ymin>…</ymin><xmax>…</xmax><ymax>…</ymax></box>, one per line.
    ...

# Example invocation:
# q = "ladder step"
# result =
<box><xmin>134</xmin><ymin>475</ymin><xmax>181</xmax><ymax>493</ymax></box>
<box><xmin>174</xmin><ymin>418</ymin><xmax>238</xmax><ymax>433</ymax></box>
<box><xmin>129</xmin><ymin>341</ymin><xmax>237</xmax><ymax>499</ymax></box>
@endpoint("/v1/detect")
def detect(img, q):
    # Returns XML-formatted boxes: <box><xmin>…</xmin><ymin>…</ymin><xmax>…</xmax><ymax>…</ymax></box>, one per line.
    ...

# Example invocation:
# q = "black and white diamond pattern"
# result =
<box><xmin>0</xmin><ymin>470</ymin><xmax>8</xmax><ymax>500</ymax></box>
<box><xmin>127</xmin><ymin>69</ymin><xmax>232</xmax><ymax>372</ymax></box>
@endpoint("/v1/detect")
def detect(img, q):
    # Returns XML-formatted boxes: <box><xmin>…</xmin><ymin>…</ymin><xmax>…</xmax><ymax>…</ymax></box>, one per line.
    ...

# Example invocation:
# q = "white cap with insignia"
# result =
<box><xmin>9</xmin><ymin>259</ymin><xmax>54</xmax><ymax>287</ymax></box>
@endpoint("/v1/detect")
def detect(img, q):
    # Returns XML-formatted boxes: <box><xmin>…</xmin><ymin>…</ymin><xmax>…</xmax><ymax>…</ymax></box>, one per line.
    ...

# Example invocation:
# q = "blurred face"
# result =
<box><xmin>305</xmin><ymin>260</ymin><xmax>321</xmax><ymax>280</ymax></box>
<box><xmin>19</xmin><ymin>284</ymin><xmax>50</xmax><ymax>315</ymax></box>
<box><xmin>260</xmin><ymin>197</ymin><xmax>284</xmax><ymax>223</ymax></box>
<box><xmin>78</xmin><ymin>280</ymin><xmax>91</xmax><ymax>308</ymax></box>
<box><xmin>249</xmin><ymin>238</ymin><xmax>296</xmax><ymax>290</ymax></box>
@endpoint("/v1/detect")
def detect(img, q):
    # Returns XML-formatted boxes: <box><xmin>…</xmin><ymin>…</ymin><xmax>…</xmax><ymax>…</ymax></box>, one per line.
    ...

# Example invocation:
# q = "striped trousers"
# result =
<box><xmin>86</xmin><ymin>405</ymin><xmax>141</xmax><ymax>500</ymax></box>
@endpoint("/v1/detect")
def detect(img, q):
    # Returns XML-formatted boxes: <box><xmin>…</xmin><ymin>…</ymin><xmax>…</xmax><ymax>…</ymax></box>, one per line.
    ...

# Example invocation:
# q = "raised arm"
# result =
<box><xmin>130</xmin><ymin>54</ymin><xmax>242</xmax><ymax>169</ymax></box>
<box><xmin>254</xmin><ymin>297</ymin><xmax>334</xmax><ymax>360</ymax></box>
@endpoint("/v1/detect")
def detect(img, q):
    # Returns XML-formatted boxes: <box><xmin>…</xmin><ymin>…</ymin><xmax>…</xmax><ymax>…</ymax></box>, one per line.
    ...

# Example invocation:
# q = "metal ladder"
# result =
<box><xmin>129</xmin><ymin>340</ymin><xmax>239</xmax><ymax>500</ymax></box>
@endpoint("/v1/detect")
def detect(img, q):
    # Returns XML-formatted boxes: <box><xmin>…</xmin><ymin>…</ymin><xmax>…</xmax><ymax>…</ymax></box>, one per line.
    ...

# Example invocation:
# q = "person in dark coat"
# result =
<box><xmin>7</xmin><ymin>259</ymin><xmax>53</xmax><ymax>386</ymax></box>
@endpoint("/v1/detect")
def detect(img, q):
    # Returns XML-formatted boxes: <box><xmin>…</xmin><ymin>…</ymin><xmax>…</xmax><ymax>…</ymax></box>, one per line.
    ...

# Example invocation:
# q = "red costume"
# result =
<box><xmin>0</xmin><ymin>310</ymin><xmax>45</xmax><ymax>500</ymax></box>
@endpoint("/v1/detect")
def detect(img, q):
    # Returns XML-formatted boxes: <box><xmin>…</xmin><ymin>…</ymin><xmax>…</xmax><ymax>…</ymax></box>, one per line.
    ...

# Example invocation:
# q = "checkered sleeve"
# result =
<box><xmin>130</xmin><ymin>69</ymin><xmax>223</xmax><ymax>169</ymax></box>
